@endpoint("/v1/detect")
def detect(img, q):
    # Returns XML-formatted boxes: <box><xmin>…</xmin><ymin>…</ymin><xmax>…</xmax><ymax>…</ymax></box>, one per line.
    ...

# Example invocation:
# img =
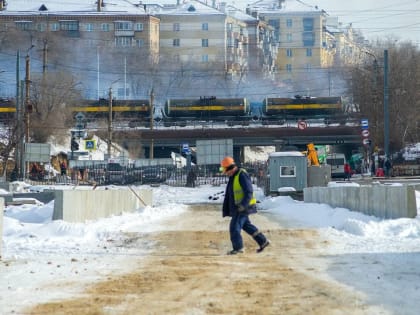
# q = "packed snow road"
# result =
<box><xmin>24</xmin><ymin>204</ymin><xmax>388</xmax><ymax>315</ymax></box>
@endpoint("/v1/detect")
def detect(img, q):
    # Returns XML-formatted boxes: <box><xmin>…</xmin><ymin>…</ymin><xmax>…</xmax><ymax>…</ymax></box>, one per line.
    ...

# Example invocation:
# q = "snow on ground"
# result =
<box><xmin>1</xmin><ymin>183</ymin><xmax>420</xmax><ymax>314</ymax></box>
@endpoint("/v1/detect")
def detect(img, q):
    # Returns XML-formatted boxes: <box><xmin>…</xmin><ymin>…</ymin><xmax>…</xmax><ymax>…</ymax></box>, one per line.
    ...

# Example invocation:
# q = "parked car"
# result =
<box><xmin>140</xmin><ymin>167</ymin><xmax>168</xmax><ymax>184</ymax></box>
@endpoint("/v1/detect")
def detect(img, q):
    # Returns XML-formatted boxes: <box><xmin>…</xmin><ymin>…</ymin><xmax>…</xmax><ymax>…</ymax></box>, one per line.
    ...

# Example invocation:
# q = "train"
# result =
<box><xmin>0</xmin><ymin>95</ymin><xmax>349</xmax><ymax>127</ymax></box>
<box><xmin>70</xmin><ymin>98</ymin><xmax>153</xmax><ymax>127</ymax></box>
<box><xmin>161</xmin><ymin>96</ymin><xmax>251</xmax><ymax>127</ymax></box>
<box><xmin>0</xmin><ymin>98</ymin><xmax>16</xmax><ymax>121</ymax></box>
<box><xmin>260</xmin><ymin>96</ymin><xmax>345</xmax><ymax>125</ymax></box>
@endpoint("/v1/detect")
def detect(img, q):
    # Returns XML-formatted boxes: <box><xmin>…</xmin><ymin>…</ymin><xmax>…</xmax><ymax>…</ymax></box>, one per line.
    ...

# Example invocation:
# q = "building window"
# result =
<box><xmin>136</xmin><ymin>39</ymin><xmax>144</xmax><ymax>47</ymax></box>
<box><xmin>286</xmin><ymin>64</ymin><xmax>292</xmax><ymax>72</ymax></box>
<box><xmin>303</xmin><ymin>18</ymin><xmax>314</xmax><ymax>31</ymax></box>
<box><xmin>50</xmin><ymin>23</ymin><xmax>59</xmax><ymax>31</ymax></box>
<box><xmin>202</xmin><ymin>55</ymin><xmax>209</xmax><ymax>62</ymax></box>
<box><xmin>305</xmin><ymin>63</ymin><xmax>312</xmax><ymax>72</ymax></box>
<box><xmin>15</xmin><ymin>21</ymin><xmax>33</xmax><ymax>31</ymax></box>
<box><xmin>135</xmin><ymin>23</ymin><xmax>143</xmax><ymax>31</ymax></box>
<box><xmin>227</xmin><ymin>23</ymin><xmax>233</xmax><ymax>31</ymax></box>
<box><xmin>306</xmin><ymin>48</ymin><xmax>312</xmax><ymax>56</ymax></box>
<box><xmin>286</xmin><ymin>19</ymin><xmax>293</xmax><ymax>28</ymax></box>
<box><xmin>37</xmin><ymin>23</ymin><xmax>46</xmax><ymax>32</ymax></box>
<box><xmin>280</xmin><ymin>166</ymin><xmax>296</xmax><ymax>177</ymax></box>
<box><xmin>287</xmin><ymin>33</ymin><xmax>292</xmax><ymax>42</ymax></box>
<box><xmin>202</xmin><ymin>39</ymin><xmax>208</xmax><ymax>47</ymax></box>
<box><xmin>202</xmin><ymin>23</ymin><xmax>208</xmax><ymax>31</ymax></box>
<box><xmin>115</xmin><ymin>21</ymin><xmax>132</xmax><ymax>31</ymax></box>
<box><xmin>59</xmin><ymin>20</ymin><xmax>79</xmax><ymax>31</ymax></box>
<box><xmin>86</xmin><ymin>23</ymin><xmax>94</xmax><ymax>32</ymax></box>
<box><xmin>101</xmin><ymin>23</ymin><xmax>110</xmax><ymax>31</ymax></box>
<box><xmin>303</xmin><ymin>32</ymin><xmax>315</xmax><ymax>46</ymax></box>
<box><xmin>115</xmin><ymin>37</ymin><xmax>132</xmax><ymax>47</ymax></box>
<box><xmin>227</xmin><ymin>37</ymin><xmax>233</xmax><ymax>47</ymax></box>
<box><xmin>173</xmin><ymin>23</ymin><xmax>180</xmax><ymax>31</ymax></box>
<box><xmin>173</xmin><ymin>38</ymin><xmax>180</xmax><ymax>46</ymax></box>
<box><xmin>286</xmin><ymin>48</ymin><xmax>292</xmax><ymax>57</ymax></box>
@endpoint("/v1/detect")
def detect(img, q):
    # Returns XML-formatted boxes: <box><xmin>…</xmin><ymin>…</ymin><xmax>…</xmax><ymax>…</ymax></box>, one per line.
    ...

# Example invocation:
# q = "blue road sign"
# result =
<box><xmin>361</xmin><ymin>119</ymin><xmax>369</xmax><ymax>130</ymax></box>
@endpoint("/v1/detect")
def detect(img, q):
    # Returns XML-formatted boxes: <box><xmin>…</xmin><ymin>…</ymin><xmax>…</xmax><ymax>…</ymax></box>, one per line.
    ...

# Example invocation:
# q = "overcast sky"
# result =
<box><xmin>236</xmin><ymin>0</ymin><xmax>420</xmax><ymax>45</ymax></box>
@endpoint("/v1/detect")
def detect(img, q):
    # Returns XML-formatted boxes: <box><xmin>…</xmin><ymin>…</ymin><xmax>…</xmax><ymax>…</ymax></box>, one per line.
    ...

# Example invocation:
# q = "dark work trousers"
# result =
<box><xmin>229</xmin><ymin>212</ymin><xmax>267</xmax><ymax>251</ymax></box>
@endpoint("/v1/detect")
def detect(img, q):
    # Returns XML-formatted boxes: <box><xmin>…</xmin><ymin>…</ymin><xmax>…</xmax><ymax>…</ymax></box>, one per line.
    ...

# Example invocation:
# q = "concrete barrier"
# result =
<box><xmin>0</xmin><ymin>198</ymin><xmax>3</xmax><ymax>259</ymax></box>
<box><xmin>304</xmin><ymin>184</ymin><xmax>419</xmax><ymax>219</ymax></box>
<box><xmin>52</xmin><ymin>188</ymin><xmax>153</xmax><ymax>222</ymax></box>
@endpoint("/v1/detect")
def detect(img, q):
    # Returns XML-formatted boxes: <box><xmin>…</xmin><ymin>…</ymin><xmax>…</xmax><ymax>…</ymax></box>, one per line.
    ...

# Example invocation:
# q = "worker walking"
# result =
<box><xmin>220</xmin><ymin>156</ymin><xmax>270</xmax><ymax>255</ymax></box>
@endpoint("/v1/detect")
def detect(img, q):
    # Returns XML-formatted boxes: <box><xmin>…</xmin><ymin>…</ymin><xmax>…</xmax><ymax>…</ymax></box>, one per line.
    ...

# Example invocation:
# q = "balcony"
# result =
<box><xmin>115</xmin><ymin>30</ymin><xmax>134</xmax><ymax>37</ymax></box>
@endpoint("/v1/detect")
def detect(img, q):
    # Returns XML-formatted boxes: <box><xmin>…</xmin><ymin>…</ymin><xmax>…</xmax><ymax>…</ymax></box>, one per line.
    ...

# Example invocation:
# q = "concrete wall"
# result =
<box><xmin>304</xmin><ymin>184</ymin><xmax>419</xmax><ymax>219</ymax></box>
<box><xmin>0</xmin><ymin>198</ymin><xmax>3</xmax><ymax>258</ymax></box>
<box><xmin>52</xmin><ymin>188</ymin><xmax>153</xmax><ymax>222</ymax></box>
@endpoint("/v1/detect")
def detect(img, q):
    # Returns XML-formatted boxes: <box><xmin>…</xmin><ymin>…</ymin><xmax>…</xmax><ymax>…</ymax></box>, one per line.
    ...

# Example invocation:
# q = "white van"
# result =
<box><xmin>326</xmin><ymin>153</ymin><xmax>346</xmax><ymax>178</ymax></box>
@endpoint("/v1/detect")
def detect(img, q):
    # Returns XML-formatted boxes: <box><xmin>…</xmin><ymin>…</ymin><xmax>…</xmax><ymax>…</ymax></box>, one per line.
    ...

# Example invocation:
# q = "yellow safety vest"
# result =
<box><xmin>233</xmin><ymin>169</ymin><xmax>257</xmax><ymax>206</ymax></box>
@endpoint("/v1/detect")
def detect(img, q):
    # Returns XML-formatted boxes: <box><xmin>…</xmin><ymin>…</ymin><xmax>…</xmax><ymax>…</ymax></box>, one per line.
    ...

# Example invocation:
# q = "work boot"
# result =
<box><xmin>256</xmin><ymin>240</ymin><xmax>270</xmax><ymax>253</ymax></box>
<box><xmin>227</xmin><ymin>248</ymin><xmax>244</xmax><ymax>255</ymax></box>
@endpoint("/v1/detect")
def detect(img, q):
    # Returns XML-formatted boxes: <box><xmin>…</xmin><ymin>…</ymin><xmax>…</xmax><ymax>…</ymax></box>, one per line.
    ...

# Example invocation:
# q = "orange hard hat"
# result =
<box><xmin>220</xmin><ymin>156</ymin><xmax>235</xmax><ymax>168</ymax></box>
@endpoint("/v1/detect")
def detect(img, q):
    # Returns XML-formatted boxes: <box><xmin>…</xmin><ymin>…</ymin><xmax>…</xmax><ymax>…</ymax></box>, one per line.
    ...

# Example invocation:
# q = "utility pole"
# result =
<box><xmin>25</xmin><ymin>52</ymin><xmax>31</xmax><ymax>142</ymax></box>
<box><xmin>15</xmin><ymin>50</ymin><xmax>24</xmax><ymax>179</ymax></box>
<box><xmin>42</xmin><ymin>40</ymin><xmax>48</xmax><ymax>74</ymax></box>
<box><xmin>383</xmin><ymin>49</ymin><xmax>389</xmax><ymax>159</ymax></box>
<box><xmin>108</xmin><ymin>87</ymin><xmax>113</xmax><ymax>157</ymax></box>
<box><xmin>149</xmin><ymin>88</ymin><xmax>154</xmax><ymax>159</ymax></box>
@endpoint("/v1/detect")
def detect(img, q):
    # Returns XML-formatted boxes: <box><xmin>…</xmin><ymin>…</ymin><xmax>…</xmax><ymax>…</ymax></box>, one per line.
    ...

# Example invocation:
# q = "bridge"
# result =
<box><xmin>113</xmin><ymin>124</ymin><xmax>362</xmax><ymax>155</ymax></box>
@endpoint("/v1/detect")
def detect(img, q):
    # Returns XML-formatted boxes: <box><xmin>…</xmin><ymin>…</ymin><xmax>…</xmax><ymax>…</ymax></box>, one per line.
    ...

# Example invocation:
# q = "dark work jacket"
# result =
<box><xmin>222</xmin><ymin>168</ymin><xmax>257</xmax><ymax>217</ymax></box>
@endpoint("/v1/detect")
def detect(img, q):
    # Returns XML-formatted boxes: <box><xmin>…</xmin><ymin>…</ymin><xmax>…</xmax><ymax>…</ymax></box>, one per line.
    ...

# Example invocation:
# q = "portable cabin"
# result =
<box><xmin>267</xmin><ymin>151</ymin><xmax>307</xmax><ymax>195</ymax></box>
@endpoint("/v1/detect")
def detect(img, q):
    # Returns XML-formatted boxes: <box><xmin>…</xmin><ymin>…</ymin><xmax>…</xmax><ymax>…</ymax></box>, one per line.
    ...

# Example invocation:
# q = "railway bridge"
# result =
<box><xmin>113</xmin><ymin>124</ymin><xmax>362</xmax><ymax>158</ymax></box>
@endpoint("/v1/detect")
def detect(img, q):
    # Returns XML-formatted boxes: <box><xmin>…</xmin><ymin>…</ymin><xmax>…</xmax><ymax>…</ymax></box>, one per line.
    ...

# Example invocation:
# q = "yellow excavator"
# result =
<box><xmin>304</xmin><ymin>143</ymin><xmax>320</xmax><ymax>166</ymax></box>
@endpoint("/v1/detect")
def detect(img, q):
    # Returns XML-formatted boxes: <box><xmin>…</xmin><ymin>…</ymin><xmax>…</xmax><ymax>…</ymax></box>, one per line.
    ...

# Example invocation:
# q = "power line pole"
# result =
<box><xmin>108</xmin><ymin>87</ymin><xmax>113</xmax><ymax>157</ymax></box>
<box><xmin>383</xmin><ymin>49</ymin><xmax>389</xmax><ymax>159</ymax></box>
<box><xmin>149</xmin><ymin>88</ymin><xmax>154</xmax><ymax>159</ymax></box>
<box><xmin>25</xmin><ymin>52</ymin><xmax>31</xmax><ymax>142</ymax></box>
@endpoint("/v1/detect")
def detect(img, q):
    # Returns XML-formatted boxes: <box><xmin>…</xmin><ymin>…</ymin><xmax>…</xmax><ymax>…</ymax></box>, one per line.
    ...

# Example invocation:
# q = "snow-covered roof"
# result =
<box><xmin>247</xmin><ymin>0</ymin><xmax>323</xmax><ymax>14</ymax></box>
<box><xmin>1</xmin><ymin>0</ymin><xmax>147</xmax><ymax>15</ymax></box>
<box><xmin>151</xmin><ymin>1</ymin><xmax>224</xmax><ymax>15</ymax></box>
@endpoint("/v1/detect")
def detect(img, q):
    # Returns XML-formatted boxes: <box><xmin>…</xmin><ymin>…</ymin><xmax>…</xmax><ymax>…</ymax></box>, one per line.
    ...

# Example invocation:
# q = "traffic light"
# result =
<box><xmin>71</xmin><ymin>137</ymin><xmax>79</xmax><ymax>151</ymax></box>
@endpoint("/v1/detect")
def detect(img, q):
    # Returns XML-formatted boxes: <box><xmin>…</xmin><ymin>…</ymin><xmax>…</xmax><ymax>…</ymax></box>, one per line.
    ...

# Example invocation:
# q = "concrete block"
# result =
<box><xmin>53</xmin><ymin>188</ymin><xmax>153</xmax><ymax>222</ymax></box>
<box><xmin>0</xmin><ymin>198</ymin><xmax>3</xmax><ymax>259</ymax></box>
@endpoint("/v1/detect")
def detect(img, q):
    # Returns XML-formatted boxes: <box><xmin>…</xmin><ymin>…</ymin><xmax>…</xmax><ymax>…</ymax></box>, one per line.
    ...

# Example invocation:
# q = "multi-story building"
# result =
<box><xmin>0</xmin><ymin>0</ymin><xmax>159</xmax><ymax>98</ymax></box>
<box><xmin>0</xmin><ymin>0</ymin><xmax>361</xmax><ymax>99</ymax></box>
<box><xmin>246</xmin><ymin>0</ymin><xmax>336</xmax><ymax>94</ymax></box>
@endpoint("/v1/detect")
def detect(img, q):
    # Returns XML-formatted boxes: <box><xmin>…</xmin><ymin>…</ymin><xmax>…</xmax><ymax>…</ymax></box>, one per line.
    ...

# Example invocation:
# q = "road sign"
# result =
<box><xmin>75</xmin><ymin>112</ymin><xmax>86</xmax><ymax>121</ymax></box>
<box><xmin>182</xmin><ymin>143</ymin><xmax>191</xmax><ymax>154</ymax></box>
<box><xmin>361</xmin><ymin>119</ymin><xmax>369</xmax><ymax>129</ymax></box>
<box><xmin>363</xmin><ymin>138</ymin><xmax>371</xmax><ymax>146</ymax></box>
<box><xmin>85</xmin><ymin>139</ymin><xmax>96</xmax><ymax>150</ymax></box>
<box><xmin>362</xmin><ymin>130</ymin><xmax>370</xmax><ymax>137</ymax></box>
<box><xmin>297</xmin><ymin>120</ymin><xmax>307</xmax><ymax>130</ymax></box>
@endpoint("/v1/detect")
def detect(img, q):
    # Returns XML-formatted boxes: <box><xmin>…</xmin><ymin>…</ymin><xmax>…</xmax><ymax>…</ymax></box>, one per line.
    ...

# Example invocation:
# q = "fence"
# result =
<box><xmin>24</xmin><ymin>162</ymin><xmax>269</xmax><ymax>188</ymax></box>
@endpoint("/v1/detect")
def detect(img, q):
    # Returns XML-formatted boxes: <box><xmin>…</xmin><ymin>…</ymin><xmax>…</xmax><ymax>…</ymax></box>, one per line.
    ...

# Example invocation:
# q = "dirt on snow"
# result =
<box><xmin>25</xmin><ymin>204</ymin><xmax>384</xmax><ymax>315</ymax></box>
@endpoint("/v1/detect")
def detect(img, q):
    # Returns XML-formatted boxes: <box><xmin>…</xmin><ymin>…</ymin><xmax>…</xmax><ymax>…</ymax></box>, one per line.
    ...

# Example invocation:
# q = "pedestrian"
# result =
<box><xmin>186</xmin><ymin>167</ymin><xmax>197</xmax><ymax>187</ymax></box>
<box><xmin>60</xmin><ymin>160</ymin><xmax>67</xmax><ymax>176</ymax></box>
<box><xmin>384</xmin><ymin>158</ymin><xmax>393</xmax><ymax>177</ymax></box>
<box><xmin>220</xmin><ymin>156</ymin><xmax>270</xmax><ymax>255</ymax></box>
<box><xmin>344</xmin><ymin>162</ymin><xmax>351</xmax><ymax>181</ymax></box>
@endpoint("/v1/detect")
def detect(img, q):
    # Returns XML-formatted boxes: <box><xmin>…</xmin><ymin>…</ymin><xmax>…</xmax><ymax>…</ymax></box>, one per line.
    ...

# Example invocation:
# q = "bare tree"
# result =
<box><xmin>29</xmin><ymin>72</ymin><xmax>83</xmax><ymax>143</ymax></box>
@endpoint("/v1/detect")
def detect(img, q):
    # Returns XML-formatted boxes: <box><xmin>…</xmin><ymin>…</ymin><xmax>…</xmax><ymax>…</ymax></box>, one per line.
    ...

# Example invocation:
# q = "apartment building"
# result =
<box><xmin>0</xmin><ymin>0</ymin><xmax>159</xmax><ymax>98</ymax></box>
<box><xmin>246</xmin><ymin>1</ymin><xmax>335</xmax><ymax>83</ymax></box>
